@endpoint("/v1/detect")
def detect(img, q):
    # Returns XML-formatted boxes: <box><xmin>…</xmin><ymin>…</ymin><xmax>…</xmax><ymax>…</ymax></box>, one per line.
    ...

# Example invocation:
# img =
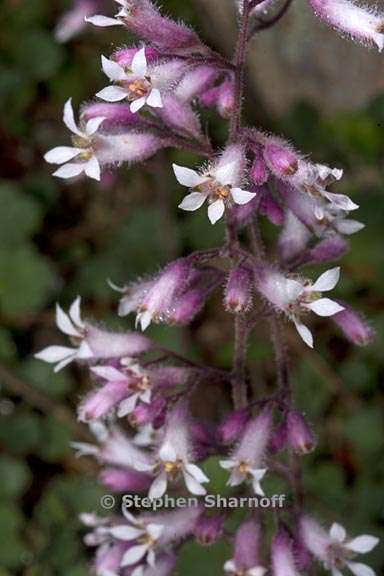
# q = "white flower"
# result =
<box><xmin>173</xmin><ymin>158</ymin><xmax>256</xmax><ymax>225</ymax></box>
<box><xmin>135</xmin><ymin>441</ymin><xmax>209</xmax><ymax>499</ymax></box>
<box><xmin>324</xmin><ymin>522</ymin><xmax>379</xmax><ymax>576</ymax></box>
<box><xmin>109</xmin><ymin>510</ymin><xmax>164</xmax><ymax>570</ymax></box>
<box><xmin>259</xmin><ymin>267</ymin><xmax>344</xmax><ymax>348</ymax></box>
<box><xmin>220</xmin><ymin>458</ymin><xmax>267</xmax><ymax>496</ymax></box>
<box><xmin>97</xmin><ymin>49</ymin><xmax>163</xmax><ymax>113</ymax></box>
<box><xmin>85</xmin><ymin>0</ymin><xmax>129</xmax><ymax>28</ymax></box>
<box><xmin>44</xmin><ymin>98</ymin><xmax>105</xmax><ymax>180</ymax></box>
<box><xmin>34</xmin><ymin>297</ymin><xmax>93</xmax><ymax>372</ymax></box>
<box><xmin>90</xmin><ymin>361</ymin><xmax>152</xmax><ymax>417</ymax></box>
<box><xmin>224</xmin><ymin>559</ymin><xmax>267</xmax><ymax>576</ymax></box>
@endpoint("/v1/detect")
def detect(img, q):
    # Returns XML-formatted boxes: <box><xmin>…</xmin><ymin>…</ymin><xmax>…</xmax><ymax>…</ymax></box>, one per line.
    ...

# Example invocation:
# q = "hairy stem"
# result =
<box><xmin>231</xmin><ymin>315</ymin><xmax>249</xmax><ymax>409</ymax></box>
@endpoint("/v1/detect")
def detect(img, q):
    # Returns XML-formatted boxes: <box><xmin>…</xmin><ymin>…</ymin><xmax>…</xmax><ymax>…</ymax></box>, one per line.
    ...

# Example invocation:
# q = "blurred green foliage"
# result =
<box><xmin>0</xmin><ymin>0</ymin><xmax>383</xmax><ymax>574</ymax></box>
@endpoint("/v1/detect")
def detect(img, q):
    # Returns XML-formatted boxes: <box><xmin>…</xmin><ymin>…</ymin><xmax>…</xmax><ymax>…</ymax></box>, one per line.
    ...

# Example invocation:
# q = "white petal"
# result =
<box><xmin>312</xmin><ymin>267</ymin><xmax>340</xmax><ymax>292</ymax></box>
<box><xmin>117</xmin><ymin>394</ymin><xmax>139</xmax><ymax>417</ymax></box>
<box><xmin>44</xmin><ymin>146</ymin><xmax>82</xmax><ymax>164</ymax></box>
<box><xmin>332</xmin><ymin>568</ymin><xmax>344</xmax><ymax>576</ymax></box>
<box><xmin>56</xmin><ymin>304</ymin><xmax>82</xmax><ymax>337</ymax></box>
<box><xmin>208</xmin><ymin>199</ymin><xmax>225</xmax><ymax>224</ymax></box>
<box><xmin>146</xmin><ymin>523</ymin><xmax>164</xmax><ymax>540</ymax></box>
<box><xmin>183</xmin><ymin>471</ymin><xmax>207</xmax><ymax>495</ymax></box>
<box><xmin>53</xmin><ymin>162</ymin><xmax>85</xmax><ymax>179</ymax></box>
<box><xmin>285</xmin><ymin>279</ymin><xmax>305</xmax><ymax>300</ymax></box>
<box><xmin>85</xmin><ymin>15</ymin><xmax>124</xmax><ymax>27</ymax></box>
<box><xmin>184</xmin><ymin>463</ymin><xmax>209</xmax><ymax>483</ymax></box>
<box><xmin>101</xmin><ymin>55</ymin><xmax>126</xmax><ymax>81</ymax></box>
<box><xmin>76</xmin><ymin>340</ymin><xmax>93</xmax><ymax>359</ymax></box>
<box><xmin>231</xmin><ymin>188</ymin><xmax>256</xmax><ymax>205</ymax></box>
<box><xmin>330</xmin><ymin>523</ymin><xmax>347</xmax><ymax>543</ymax></box>
<box><xmin>133</xmin><ymin>461</ymin><xmax>155</xmax><ymax>472</ymax></box>
<box><xmin>178</xmin><ymin>192</ymin><xmax>207</xmax><ymax>212</ymax></box>
<box><xmin>227</xmin><ymin>470</ymin><xmax>246</xmax><ymax>487</ymax></box>
<box><xmin>85</xmin><ymin>116</ymin><xmax>106</xmax><ymax>136</ymax></box>
<box><xmin>34</xmin><ymin>345</ymin><xmax>76</xmax><ymax>363</ymax></box>
<box><xmin>308</xmin><ymin>298</ymin><xmax>344</xmax><ymax>317</ymax></box>
<box><xmin>90</xmin><ymin>366</ymin><xmax>126</xmax><ymax>381</ymax></box>
<box><xmin>109</xmin><ymin>525</ymin><xmax>143</xmax><ymax>540</ymax></box>
<box><xmin>63</xmin><ymin>98</ymin><xmax>82</xmax><ymax>136</ymax></box>
<box><xmin>84</xmin><ymin>156</ymin><xmax>101</xmax><ymax>181</ymax></box>
<box><xmin>96</xmin><ymin>85</ymin><xmax>127</xmax><ymax>102</ymax></box>
<box><xmin>146</xmin><ymin>88</ymin><xmax>163</xmax><ymax>108</ymax></box>
<box><xmin>325</xmin><ymin>192</ymin><xmax>359</xmax><ymax>212</ymax></box>
<box><xmin>140</xmin><ymin>389</ymin><xmax>152</xmax><ymax>404</ymax></box>
<box><xmin>137</xmin><ymin>310</ymin><xmax>152</xmax><ymax>331</ymax></box>
<box><xmin>250</xmin><ymin>469</ymin><xmax>267</xmax><ymax>496</ymax></box>
<box><xmin>219</xmin><ymin>459</ymin><xmax>236</xmax><ymax>470</ymax></box>
<box><xmin>148</xmin><ymin>472</ymin><xmax>167</xmax><ymax>500</ymax></box>
<box><xmin>54</xmin><ymin>354</ymin><xmax>77</xmax><ymax>372</ymax></box>
<box><xmin>121</xmin><ymin>544</ymin><xmax>149</xmax><ymax>567</ymax></box>
<box><xmin>130</xmin><ymin>96</ymin><xmax>147</xmax><ymax>113</ymax></box>
<box><xmin>159</xmin><ymin>442</ymin><xmax>177</xmax><ymax>462</ymax></box>
<box><xmin>346</xmin><ymin>536</ymin><xmax>380</xmax><ymax>554</ymax></box>
<box><xmin>173</xmin><ymin>164</ymin><xmax>208</xmax><ymax>188</ymax></box>
<box><xmin>293</xmin><ymin>320</ymin><xmax>314</xmax><ymax>348</ymax></box>
<box><xmin>146</xmin><ymin>548</ymin><xmax>156</xmax><ymax>568</ymax></box>
<box><xmin>69</xmin><ymin>296</ymin><xmax>83</xmax><ymax>327</ymax></box>
<box><xmin>131</xmin><ymin>47</ymin><xmax>147</xmax><ymax>77</ymax></box>
<box><xmin>346</xmin><ymin>562</ymin><xmax>376</xmax><ymax>576</ymax></box>
<box><xmin>214</xmin><ymin>160</ymin><xmax>239</xmax><ymax>186</ymax></box>
<box><xmin>336</xmin><ymin>219</ymin><xmax>365</xmax><ymax>235</ymax></box>
<box><xmin>248</xmin><ymin>568</ymin><xmax>267</xmax><ymax>576</ymax></box>
<box><xmin>224</xmin><ymin>559</ymin><xmax>236</xmax><ymax>573</ymax></box>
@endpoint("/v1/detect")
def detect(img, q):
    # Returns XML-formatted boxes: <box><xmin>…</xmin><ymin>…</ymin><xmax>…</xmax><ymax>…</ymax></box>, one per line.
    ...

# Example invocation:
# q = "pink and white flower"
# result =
<box><xmin>109</xmin><ymin>510</ymin><xmax>164</xmax><ymax>570</ymax></box>
<box><xmin>220</xmin><ymin>409</ymin><xmax>272</xmax><ymax>496</ymax></box>
<box><xmin>173</xmin><ymin>145</ymin><xmax>256</xmax><ymax>225</ymax></box>
<box><xmin>257</xmin><ymin>267</ymin><xmax>344</xmax><ymax>348</ymax></box>
<box><xmin>97</xmin><ymin>48</ymin><xmax>164</xmax><ymax>113</ymax></box>
<box><xmin>134</xmin><ymin>404</ymin><xmax>209</xmax><ymax>498</ymax></box>
<box><xmin>34</xmin><ymin>297</ymin><xmax>93</xmax><ymax>372</ymax></box>
<box><xmin>301</xmin><ymin>516</ymin><xmax>379</xmax><ymax>576</ymax></box>
<box><xmin>44</xmin><ymin>98</ymin><xmax>105</xmax><ymax>180</ymax></box>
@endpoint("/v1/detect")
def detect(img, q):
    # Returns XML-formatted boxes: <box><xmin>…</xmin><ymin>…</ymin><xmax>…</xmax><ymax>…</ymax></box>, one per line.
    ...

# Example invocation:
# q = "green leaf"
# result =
<box><xmin>0</xmin><ymin>182</ymin><xmax>42</xmax><ymax>245</ymax></box>
<box><xmin>0</xmin><ymin>456</ymin><xmax>31</xmax><ymax>499</ymax></box>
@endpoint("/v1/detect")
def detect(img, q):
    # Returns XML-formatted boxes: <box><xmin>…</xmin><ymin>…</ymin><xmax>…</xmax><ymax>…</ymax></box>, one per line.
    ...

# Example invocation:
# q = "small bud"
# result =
<box><xmin>263</xmin><ymin>139</ymin><xmax>299</xmax><ymax>178</ymax></box>
<box><xmin>100</xmin><ymin>467</ymin><xmax>152</xmax><ymax>492</ymax></box>
<box><xmin>78</xmin><ymin>380</ymin><xmax>128</xmax><ymax>422</ymax></box>
<box><xmin>272</xmin><ymin>526</ymin><xmax>301</xmax><ymax>576</ymax></box>
<box><xmin>259</xmin><ymin>195</ymin><xmax>284</xmax><ymax>225</ymax></box>
<box><xmin>308</xmin><ymin>235</ymin><xmax>349</xmax><ymax>263</ymax></box>
<box><xmin>217</xmin><ymin>408</ymin><xmax>250</xmax><ymax>445</ymax></box>
<box><xmin>224</xmin><ymin>266</ymin><xmax>253</xmax><ymax>313</ymax></box>
<box><xmin>309</xmin><ymin>0</ymin><xmax>384</xmax><ymax>52</ymax></box>
<box><xmin>216</xmin><ymin>78</ymin><xmax>235</xmax><ymax>118</ymax></box>
<box><xmin>287</xmin><ymin>411</ymin><xmax>316</xmax><ymax>455</ymax></box>
<box><xmin>234</xmin><ymin>520</ymin><xmax>264</xmax><ymax>572</ymax></box>
<box><xmin>332</xmin><ymin>305</ymin><xmax>374</xmax><ymax>346</ymax></box>
<box><xmin>81</xmin><ymin>102</ymin><xmax>139</xmax><ymax>128</ymax></box>
<box><xmin>194</xmin><ymin>513</ymin><xmax>225</xmax><ymax>546</ymax></box>
<box><xmin>269</xmin><ymin>420</ymin><xmax>287</xmax><ymax>454</ymax></box>
<box><xmin>129</xmin><ymin>395</ymin><xmax>166</xmax><ymax>427</ymax></box>
<box><xmin>250</xmin><ymin>150</ymin><xmax>269</xmax><ymax>186</ymax></box>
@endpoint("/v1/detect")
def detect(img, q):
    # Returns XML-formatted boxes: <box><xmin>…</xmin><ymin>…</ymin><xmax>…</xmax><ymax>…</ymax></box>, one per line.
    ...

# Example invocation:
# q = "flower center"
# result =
<box><xmin>127</xmin><ymin>78</ymin><xmax>151</xmax><ymax>100</ymax></box>
<box><xmin>162</xmin><ymin>459</ymin><xmax>182</xmax><ymax>479</ymax></box>
<box><xmin>238</xmin><ymin>460</ymin><xmax>250</xmax><ymax>475</ymax></box>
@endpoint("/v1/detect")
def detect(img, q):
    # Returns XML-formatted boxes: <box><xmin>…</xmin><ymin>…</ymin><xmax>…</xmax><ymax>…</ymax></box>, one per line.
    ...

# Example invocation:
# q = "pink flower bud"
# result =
<box><xmin>194</xmin><ymin>513</ymin><xmax>225</xmax><ymax>546</ymax></box>
<box><xmin>259</xmin><ymin>195</ymin><xmax>284</xmax><ymax>225</ymax></box>
<box><xmin>309</xmin><ymin>235</ymin><xmax>349</xmax><ymax>263</ymax></box>
<box><xmin>96</xmin><ymin>131</ymin><xmax>167</xmax><ymax>168</ymax></box>
<box><xmin>94</xmin><ymin>541</ymin><xmax>126</xmax><ymax>573</ymax></box>
<box><xmin>272</xmin><ymin>526</ymin><xmax>301</xmax><ymax>576</ymax></box>
<box><xmin>78</xmin><ymin>379</ymin><xmax>128</xmax><ymax>422</ymax></box>
<box><xmin>217</xmin><ymin>408</ymin><xmax>250</xmax><ymax>445</ymax></box>
<box><xmin>263</xmin><ymin>138</ymin><xmax>299</xmax><ymax>178</ymax></box>
<box><xmin>278</xmin><ymin>212</ymin><xmax>311</xmax><ymax>262</ymax></box>
<box><xmin>332</xmin><ymin>306</ymin><xmax>374</xmax><ymax>346</ymax></box>
<box><xmin>287</xmin><ymin>411</ymin><xmax>316</xmax><ymax>455</ymax></box>
<box><xmin>100</xmin><ymin>467</ymin><xmax>152</xmax><ymax>492</ymax></box>
<box><xmin>250</xmin><ymin>150</ymin><xmax>269</xmax><ymax>186</ymax></box>
<box><xmin>81</xmin><ymin>102</ymin><xmax>139</xmax><ymax>128</ymax></box>
<box><xmin>129</xmin><ymin>395</ymin><xmax>166</xmax><ymax>427</ymax></box>
<box><xmin>234</xmin><ymin>520</ymin><xmax>263</xmax><ymax>571</ymax></box>
<box><xmin>120</xmin><ymin>0</ymin><xmax>206</xmax><ymax>53</ymax></box>
<box><xmin>309</xmin><ymin>0</ymin><xmax>384</xmax><ymax>52</ymax></box>
<box><xmin>269</xmin><ymin>420</ymin><xmax>287</xmax><ymax>454</ymax></box>
<box><xmin>224</xmin><ymin>266</ymin><xmax>253</xmax><ymax>314</ymax></box>
<box><xmin>216</xmin><ymin>78</ymin><xmax>235</xmax><ymax>118</ymax></box>
<box><xmin>156</xmin><ymin>94</ymin><xmax>202</xmax><ymax>139</ymax></box>
<box><xmin>177</xmin><ymin>65</ymin><xmax>219</xmax><ymax>103</ymax></box>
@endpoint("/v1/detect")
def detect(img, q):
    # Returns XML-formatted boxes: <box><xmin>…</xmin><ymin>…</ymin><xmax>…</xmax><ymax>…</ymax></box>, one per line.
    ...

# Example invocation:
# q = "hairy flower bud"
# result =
<box><xmin>225</xmin><ymin>520</ymin><xmax>266</xmax><ymax>575</ymax></box>
<box><xmin>100</xmin><ymin>467</ymin><xmax>152</xmax><ymax>492</ymax></box>
<box><xmin>308</xmin><ymin>235</ymin><xmax>349</xmax><ymax>263</ymax></box>
<box><xmin>272</xmin><ymin>526</ymin><xmax>301</xmax><ymax>576</ymax></box>
<box><xmin>224</xmin><ymin>266</ymin><xmax>253</xmax><ymax>313</ymax></box>
<box><xmin>332</xmin><ymin>305</ymin><xmax>374</xmax><ymax>346</ymax></box>
<box><xmin>309</xmin><ymin>0</ymin><xmax>384</xmax><ymax>52</ymax></box>
<box><xmin>217</xmin><ymin>408</ymin><xmax>250</xmax><ymax>445</ymax></box>
<box><xmin>194</xmin><ymin>513</ymin><xmax>225</xmax><ymax>546</ymax></box>
<box><xmin>287</xmin><ymin>411</ymin><xmax>316</xmax><ymax>455</ymax></box>
<box><xmin>263</xmin><ymin>138</ymin><xmax>299</xmax><ymax>178</ymax></box>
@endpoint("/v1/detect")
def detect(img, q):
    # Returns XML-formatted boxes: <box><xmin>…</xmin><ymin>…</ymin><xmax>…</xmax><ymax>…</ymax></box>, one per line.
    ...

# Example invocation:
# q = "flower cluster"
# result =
<box><xmin>37</xmin><ymin>0</ymin><xmax>380</xmax><ymax>575</ymax></box>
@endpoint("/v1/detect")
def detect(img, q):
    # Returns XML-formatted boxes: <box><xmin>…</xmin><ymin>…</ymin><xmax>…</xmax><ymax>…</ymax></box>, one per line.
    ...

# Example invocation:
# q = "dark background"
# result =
<box><xmin>0</xmin><ymin>0</ymin><xmax>383</xmax><ymax>574</ymax></box>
